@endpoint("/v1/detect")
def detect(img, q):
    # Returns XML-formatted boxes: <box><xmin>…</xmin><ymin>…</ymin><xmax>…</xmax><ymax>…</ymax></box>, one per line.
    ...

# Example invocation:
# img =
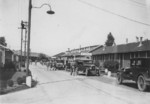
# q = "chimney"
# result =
<box><xmin>68</xmin><ymin>48</ymin><xmax>70</xmax><ymax>51</ymax></box>
<box><xmin>138</xmin><ymin>37</ymin><xmax>143</xmax><ymax>47</ymax></box>
<box><xmin>136</xmin><ymin>36</ymin><xmax>139</xmax><ymax>42</ymax></box>
<box><xmin>79</xmin><ymin>45</ymin><xmax>81</xmax><ymax>53</ymax></box>
<box><xmin>126</xmin><ymin>38</ymin><xmax>128</xmax><ymax>44</ymax></box>
<box><xmin>103</xmin><ymin>45</ymin><xmax>106</xmax><ymax>51</ymax></box>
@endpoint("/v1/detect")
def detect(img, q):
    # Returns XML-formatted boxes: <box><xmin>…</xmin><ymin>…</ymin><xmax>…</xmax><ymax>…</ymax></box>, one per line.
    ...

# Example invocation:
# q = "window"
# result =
<box><xmin>131</xmin><ymin>60</ymin><xmax>136</xmax><ymax>66</ymax></box>
<box><xmin>136</xmin><ymin>60</ymin><xmax>142</xmax><ymax>66</ymax></box>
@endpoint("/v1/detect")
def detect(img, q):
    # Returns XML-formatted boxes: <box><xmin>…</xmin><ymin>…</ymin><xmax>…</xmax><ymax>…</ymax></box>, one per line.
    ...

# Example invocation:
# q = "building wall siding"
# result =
<box><xmin>92</xmin><ymin>51</ymin><xmax>150</xmax><ymax>68</ymax></box>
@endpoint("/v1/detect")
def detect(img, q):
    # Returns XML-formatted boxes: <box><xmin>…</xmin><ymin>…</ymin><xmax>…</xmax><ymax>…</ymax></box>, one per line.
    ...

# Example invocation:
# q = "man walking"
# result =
<box><xmin>70</xmin><ymin>61</ymin><xmax>77</xmax><ymax>76</ymax></box>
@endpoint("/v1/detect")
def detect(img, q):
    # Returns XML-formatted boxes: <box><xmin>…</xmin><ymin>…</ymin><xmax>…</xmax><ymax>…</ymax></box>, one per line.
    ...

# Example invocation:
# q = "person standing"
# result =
<box><xmin>70</xmin><ymin>61</ymin><xmax>77</xmax><ymax>76</ymax></box>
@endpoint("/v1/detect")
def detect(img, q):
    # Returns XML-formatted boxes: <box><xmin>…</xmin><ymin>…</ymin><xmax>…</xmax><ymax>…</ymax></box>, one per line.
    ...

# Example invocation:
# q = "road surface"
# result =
<box><xmin>0</xmin><ymin>63</ymin><xmax>150</xmax><ymax>104</ymax></box>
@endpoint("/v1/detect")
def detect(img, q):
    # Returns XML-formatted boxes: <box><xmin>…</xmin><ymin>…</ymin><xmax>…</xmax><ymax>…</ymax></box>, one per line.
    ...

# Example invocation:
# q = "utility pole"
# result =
<box><xmin>27</xmin><ymin>0</ymin><xmax>32</xmax><ymax>76</ymax></box>
<box><xmin>20</xmin><ymin>20</ymin><xmax>24</xmax><ymax>69</ymax></box>
<box><xmin>19</xmin><ymin>21</ymin><xmax>27</xmax><ymax>69</ymax></box>
<box><xmin>24</xmin><ymin>28</ymin><xmax>27</xmax><ymax>67</ymax></box>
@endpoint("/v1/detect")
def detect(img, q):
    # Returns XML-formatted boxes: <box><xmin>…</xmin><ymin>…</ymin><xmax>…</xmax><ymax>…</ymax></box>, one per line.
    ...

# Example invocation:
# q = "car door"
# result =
<box><xmin>123</xmin><ymin>60</ymin><xmax>135</xmax><ymax>79</ymax></box>
<box><xmin>122</xmin><ymin>67</ymin><xmax>132</xmax><ymax>79</ymax></box>
<box><xmin>132</xmin><ymin>59</ymin><xmax>142</xmax><ymax>80</ymax></box>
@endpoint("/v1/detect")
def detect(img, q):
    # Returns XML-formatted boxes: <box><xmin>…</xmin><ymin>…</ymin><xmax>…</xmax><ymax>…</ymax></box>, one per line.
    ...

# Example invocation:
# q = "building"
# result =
<box><xmin>13</xmin><ymin>50</ymin><xmax>47</xmax><ymax>62</ymax></box>
<box><xmin>53</xmin><ymin>52</ymin><xmax>65</xmax><ymax>60</ymax></box>
<box><xmin>5</xmin><ymin>49</ymin><xmax>14</xmax><ymax>63</ymax></box>
<box><xmin>0</xmin><ymin>44</ymin><xmax>14</xmax><ymax>67</ymax></box>
<box><xmin>54</xmin><ymin>45</ymin><xmax>99</xmax><ymax>64</ymax></box>
<box><xmin>90</xmin><ymin>39</ymin><xmax>150</xmax><ymax>68</ymax></box>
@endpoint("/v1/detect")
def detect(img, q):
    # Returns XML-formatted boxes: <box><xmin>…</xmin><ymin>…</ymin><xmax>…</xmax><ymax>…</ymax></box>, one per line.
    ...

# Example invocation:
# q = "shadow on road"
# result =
<box><xmin>0</xmin><ymin>79</ymin><xmax>38</xmax><ymax>95</ymax></box>
<box><xmin>38</xmin><ymin>78</ymin><xmax>78</xmax><ymax>85</ymax></box>
<box><xmin>122</xmin><ymin>82</ymin><xmax>150</xmax><ymax>92</ymax></box>
<box><xmin>122</xmin><ymin>82</ymin><xmax>137</xmax><ymax>89</ymax></box>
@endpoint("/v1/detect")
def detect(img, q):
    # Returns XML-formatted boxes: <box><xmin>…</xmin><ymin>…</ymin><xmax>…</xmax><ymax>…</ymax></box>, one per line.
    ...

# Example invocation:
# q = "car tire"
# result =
<box><xmin>117</xmin><ymin>74</ymin><xmax>123</xmax><ymax>84</ymax></box>
<box><xmin>137</xmin><ymin>75</ymin><xmax>147</xmax><ymax>92</ymax></box>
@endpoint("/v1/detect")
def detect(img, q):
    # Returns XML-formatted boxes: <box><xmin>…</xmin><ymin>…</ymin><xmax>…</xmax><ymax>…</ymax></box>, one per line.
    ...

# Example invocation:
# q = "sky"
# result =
<box><xmin>1</xmin><ymin>0</ymin><xmax>150</xmax><ymax>56</ymax></box>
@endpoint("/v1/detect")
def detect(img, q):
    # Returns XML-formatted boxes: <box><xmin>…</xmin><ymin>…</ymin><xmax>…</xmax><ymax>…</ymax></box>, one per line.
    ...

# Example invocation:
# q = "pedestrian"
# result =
<box><xmin>35</xmin><ymin>60</ymin><xmax>37</xmax><ymax>65</ymax></box>
<box><xmin>47</xmin><ymin>61</ymin><xmax>51</xmax><ymax>71</ymax></box>
<box><xmin>70</xmin><ymin>61</ymin><xmax>77</xmax><ymax>76</ymax></box>
<box><xmin>50</xmin><ymin>62</ymin><xmax>52</xmax><ymax>70</ymax></box>
<box><xmin>70</xmin><ymin>65</ymin><xmax>74</xmax><ymax>75</ymax></box>
<box><xmin>54</xmin><ymin>61</ymin><xmax>57</xmax><ymax>71</ymax></box>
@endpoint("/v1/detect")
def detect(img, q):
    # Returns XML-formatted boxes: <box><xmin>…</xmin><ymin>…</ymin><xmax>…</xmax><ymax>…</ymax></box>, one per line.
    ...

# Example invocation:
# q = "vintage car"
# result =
<box><xmin>77</xmin><ymin>60</ymin><xmax>100</xmax><ymax>76</ymax></box>
<box><xmin>56</xmin><ymin>60</ymin><xmax>64</xmax><ymax>70</ymax></box>
<box><xmin>117</xmin><ymin>58</ymin><xmax>150</xmax><ymax>91</ymax></box>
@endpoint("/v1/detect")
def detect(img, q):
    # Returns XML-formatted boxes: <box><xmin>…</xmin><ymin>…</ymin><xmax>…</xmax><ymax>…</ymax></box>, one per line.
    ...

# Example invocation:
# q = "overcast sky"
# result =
<box><xmin>1</xmin><ymin>0</ymin><xmax>150</xmax><ymax>56</ymax></box>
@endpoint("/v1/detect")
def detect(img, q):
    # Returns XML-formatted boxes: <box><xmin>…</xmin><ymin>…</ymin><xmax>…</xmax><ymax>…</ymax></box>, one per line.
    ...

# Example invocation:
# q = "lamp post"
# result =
<box><xmin>26</xmin><ymin>0</ymin><xmax>54</xmax><ymax>87</ymax></box>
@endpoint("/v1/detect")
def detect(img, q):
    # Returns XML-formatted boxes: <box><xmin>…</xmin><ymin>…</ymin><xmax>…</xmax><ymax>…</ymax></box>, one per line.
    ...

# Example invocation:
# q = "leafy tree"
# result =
<box><xmin>103</xmin><ymin>60</ymin><xmax>119</xmax><ymax>72</ymax></box>
<box><xmin>38</xmin><ymin>53</ymin><xmax>48</xmax><ymax>61</ymax></box>
<box><xmin>0</xmin><ymin>37</ymin><xmax>7</xmax><ymax>46</ymax></box>
<box><xmin>105</xmin><ymin>32</ymin><xmax>115</xmax><ymax>46</ymax></box>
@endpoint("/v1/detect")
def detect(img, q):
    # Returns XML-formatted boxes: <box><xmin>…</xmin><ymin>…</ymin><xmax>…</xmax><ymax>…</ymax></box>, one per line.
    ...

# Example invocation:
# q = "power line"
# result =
<box><xmin>117</xmin><ymin>0</ymin><xmax>146</xmax><ymax>8</ymax></box>
<box><xmin>129</xmin><ymin>0</ymin><xmax>146</xmax><ymax>6</ymax></box>
<box><xmin>78</xmin><ymin>0</ymin><xmax>150</xmax><ymax>27</ymax></box>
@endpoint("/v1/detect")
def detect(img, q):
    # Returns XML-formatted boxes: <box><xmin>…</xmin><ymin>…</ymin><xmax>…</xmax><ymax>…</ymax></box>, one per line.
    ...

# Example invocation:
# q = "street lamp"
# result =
<box><xmin>26</xmin><ymin>0</ymin><xmax>54</xmax><ymax>87</ymax></box>
<box><xmin>33</xmin><ymin>3</ymin><xmax>55</xmax><ymax>14</ymax></box>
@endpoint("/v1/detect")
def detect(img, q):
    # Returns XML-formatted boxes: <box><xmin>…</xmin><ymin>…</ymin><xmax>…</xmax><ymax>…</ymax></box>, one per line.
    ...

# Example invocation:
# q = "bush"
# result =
<box><xmin>94</xmin><ymin>60</ymin><xmax>100</xmax><ymax>67</ymax></box>
<box><xmin>103</xmin><ymin>61</ymin><xmax>119</xmax><ymax>73</ymax></box>
<box><xmin>7</xmin><ymin>80</ymin><xmax>14</xmax><ymax>87</ymax></box>
<box><xmin>17</xmin><ymin>77</ymin><xmax>23</xmax><ymax>85</ymax></box>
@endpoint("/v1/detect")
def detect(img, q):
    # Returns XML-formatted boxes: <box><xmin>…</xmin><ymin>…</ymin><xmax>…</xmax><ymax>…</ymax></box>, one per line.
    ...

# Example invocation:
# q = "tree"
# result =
<box><xmin>0</xmin><ymin>37</ymin><xmax>7</xmax><ymax>46</ymax></box>
<box><xmin>105</xmin><ymin>32</ymin><xmax>115</xmax><ymax>46</ymax></box>
<box><xmin>38</xmin><ymin>53</ymin><xmax>48</xmax><ymax>61</ymax></box>
<box><xmin>103</xmin><ymin>60</ymin><xmax>119</xmax><ymax>72</ymax></box>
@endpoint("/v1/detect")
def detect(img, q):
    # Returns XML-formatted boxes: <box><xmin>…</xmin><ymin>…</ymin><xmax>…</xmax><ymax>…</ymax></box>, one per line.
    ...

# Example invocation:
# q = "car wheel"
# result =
<box><xmin>137</xmin><ymin>75</ymin><xmax>147</xmax><ymax>91</ymax></box>
<box><xmin>117</xmin><ymin>74</ymin><xmax>123</xmax><ymax>84</ymax></box>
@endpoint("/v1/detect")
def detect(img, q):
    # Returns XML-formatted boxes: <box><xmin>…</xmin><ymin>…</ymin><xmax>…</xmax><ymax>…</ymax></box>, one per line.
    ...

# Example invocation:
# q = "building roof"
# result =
<box><xmin>91</xmin><ymin>39</ymin><xmax>150</xmax><ymax>55</ymax></box>
<box><xmin>89</xmin><ymin>45</ymin><xmax>103</xmax><ymax>53</ymax></box>
<box><xmin>0</xmin><ymin>44</ymin><xmax>8</xmax><ymax>49</ymax></box>
<box><xmin>53</xmin><ymin>52</ymin><xmax>65</xmax><ymax>57</ymax></box>
<box><xmin>13</xmin><ymin>50</ymin><xmax>40</xmax><ymax>57</ymax></box>
<box><xmin>61</xmin><ymin>45</ymin><xmax>99</xmax><ymax>57</ymax></box>
<box><xmin>0</xmin><ymin>44</ymin><xmax>14</xmax><ymax>54</ymax></box>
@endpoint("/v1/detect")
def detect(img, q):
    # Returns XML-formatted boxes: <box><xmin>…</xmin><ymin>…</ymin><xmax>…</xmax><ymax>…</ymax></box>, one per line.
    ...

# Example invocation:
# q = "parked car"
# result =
<box><xmin>77</xmin><ymin>60</ymin><xmax>100</xmax><ymax>76</ymax></box>
<box><xmin>117</xmin><ymin>58</ymin><xmax>150</xmax><ymax>91</ymax></box>
<box><xmin>56</xmin><ymin>60</ymin><xmax>64</xmax><ymax>70</ymax></box>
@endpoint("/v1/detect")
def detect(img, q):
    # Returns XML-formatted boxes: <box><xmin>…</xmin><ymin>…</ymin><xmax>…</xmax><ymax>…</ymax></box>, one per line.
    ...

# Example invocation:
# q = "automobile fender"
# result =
<box><xmin>136</xmin><ymin>73</ymin><xmax>147</xmax><ymax>82</ymax></box>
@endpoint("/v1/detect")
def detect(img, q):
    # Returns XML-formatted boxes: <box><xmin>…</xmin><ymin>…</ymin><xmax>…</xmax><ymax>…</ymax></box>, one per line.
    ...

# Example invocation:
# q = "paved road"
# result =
<box><xmin>0</xmin><ymin>63</ymin><xmax>150</xmax><ymax>104</ymax></box>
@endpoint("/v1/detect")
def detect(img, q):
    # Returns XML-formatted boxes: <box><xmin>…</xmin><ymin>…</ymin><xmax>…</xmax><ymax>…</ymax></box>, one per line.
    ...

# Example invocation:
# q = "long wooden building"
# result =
<box><xmin>90</xmin><ymin>39</ymin><xmax>150</xmax><ymax>68</ymax></box>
